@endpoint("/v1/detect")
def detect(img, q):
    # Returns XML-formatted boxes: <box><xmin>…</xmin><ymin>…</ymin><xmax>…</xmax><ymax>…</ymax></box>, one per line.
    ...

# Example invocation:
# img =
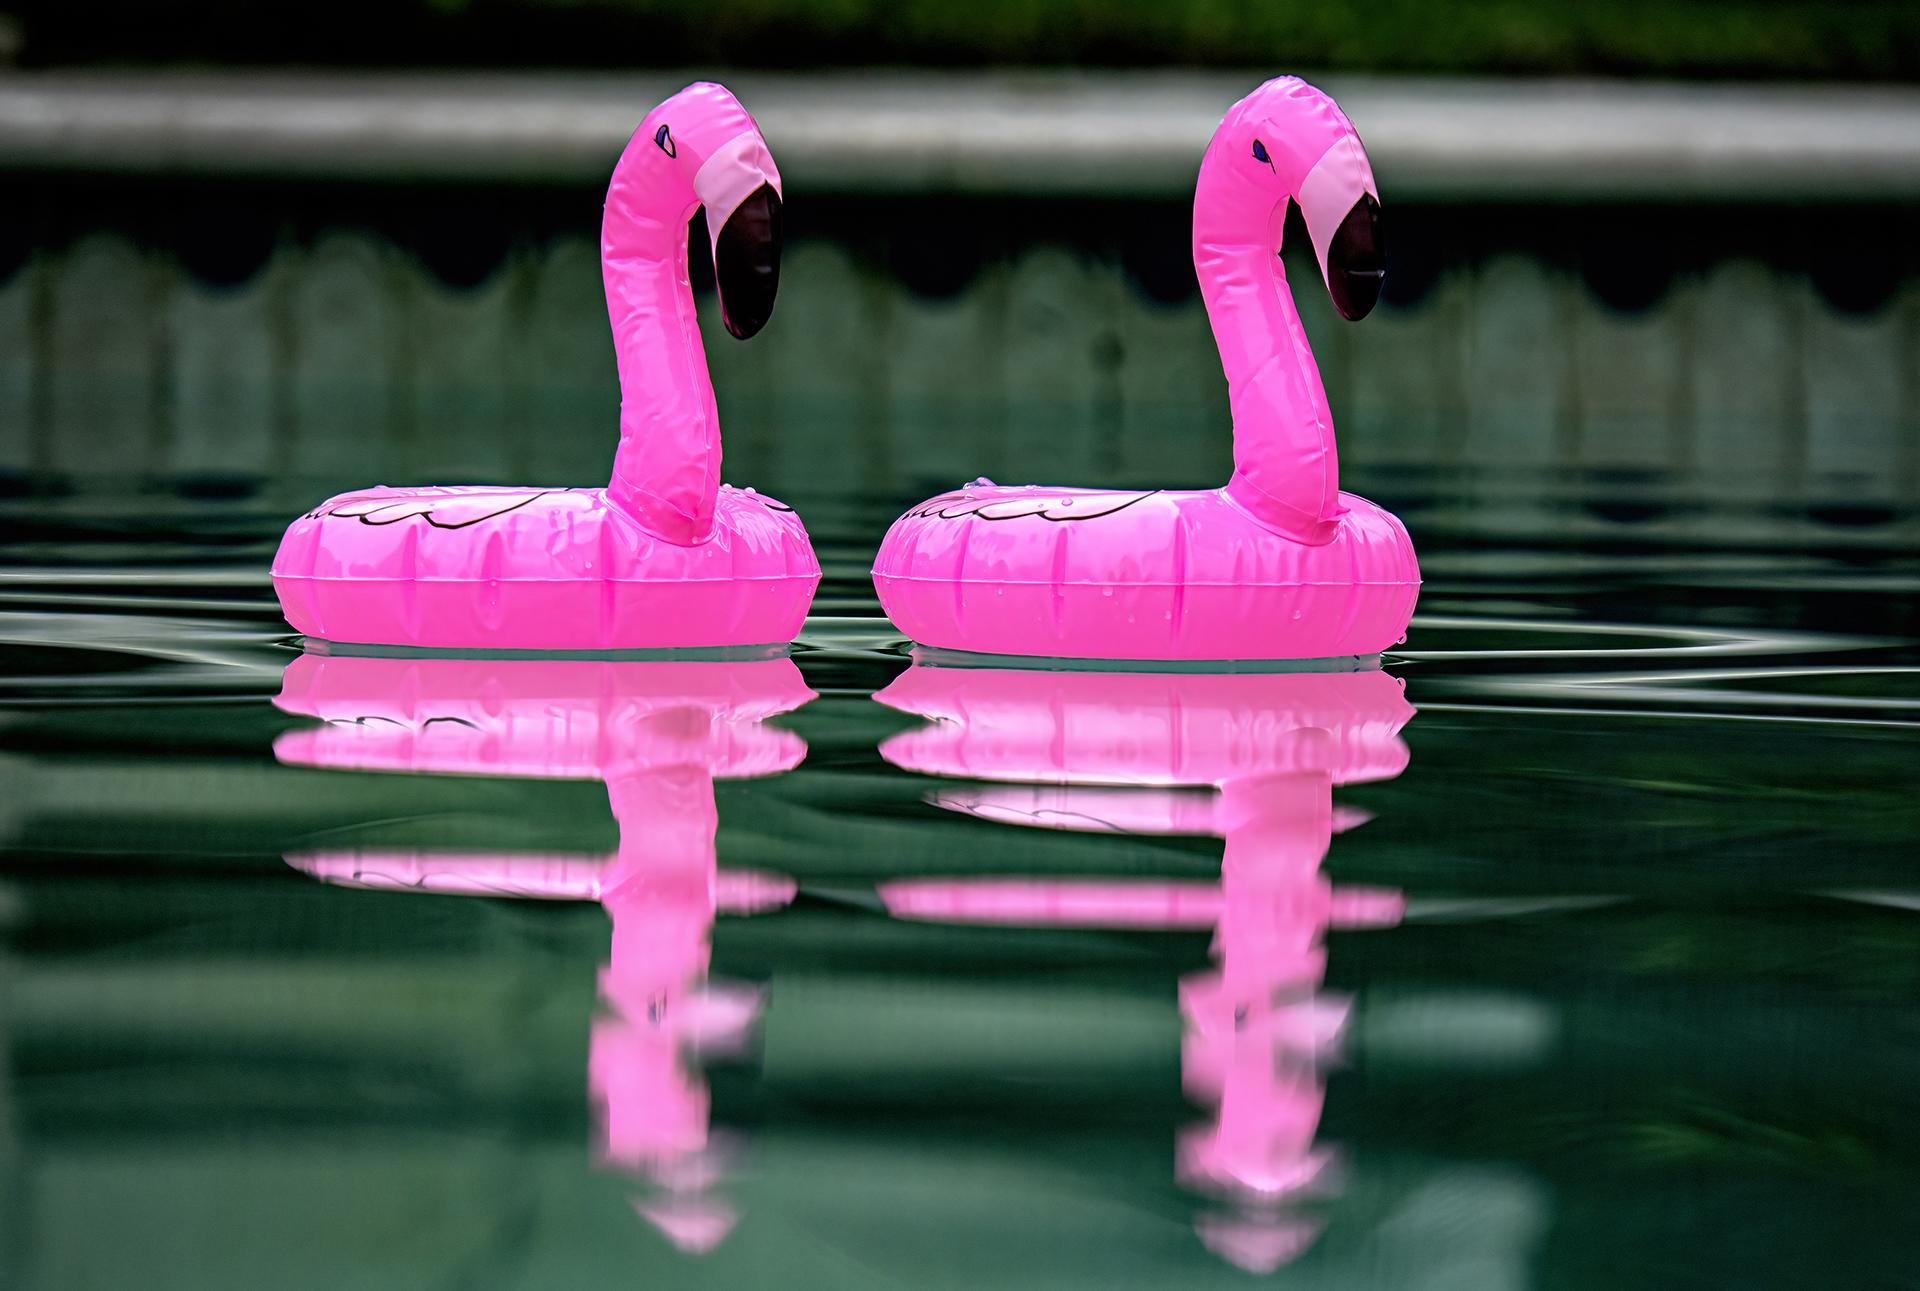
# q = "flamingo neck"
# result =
<box><xmin>602</xmin><ymin>169</ymin><xmax>721</xmax><ymax>546</ymax></box>
<box><xmin>1194</xmin><ymin>169</ymin><xmax>1344</xmax><ymax>548</ymax></box>
<box><xmin>602</xmin><ymin>767</ymin><xmax>720</xmax><ymax>1008</ymax></box>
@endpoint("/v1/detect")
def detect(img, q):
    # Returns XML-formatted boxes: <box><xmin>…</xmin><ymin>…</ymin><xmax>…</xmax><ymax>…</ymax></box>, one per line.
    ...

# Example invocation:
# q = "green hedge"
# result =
<box><xmin>10</xmin><ymin>0</ymin><xmax>1920</xmax><ymax>80</ymax></box>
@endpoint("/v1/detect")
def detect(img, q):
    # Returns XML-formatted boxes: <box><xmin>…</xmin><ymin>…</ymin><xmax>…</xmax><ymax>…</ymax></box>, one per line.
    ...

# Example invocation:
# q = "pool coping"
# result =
<box><xmin>3</xmin><ymin>69</ymin><xmax>1919</xmax><ymax>200</ymax></box>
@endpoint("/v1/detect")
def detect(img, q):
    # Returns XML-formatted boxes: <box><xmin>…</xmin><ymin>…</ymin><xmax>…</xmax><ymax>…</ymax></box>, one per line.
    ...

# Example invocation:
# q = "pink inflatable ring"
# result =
<box><xmin>873</xmin><ymin>77</ymin><xmax>1419</xmax><ymax>662</ymax></box>
<box><xmin>274</xmin><ymin>83</ymin><xmax>819</xmax><ymax>651</ymax></box>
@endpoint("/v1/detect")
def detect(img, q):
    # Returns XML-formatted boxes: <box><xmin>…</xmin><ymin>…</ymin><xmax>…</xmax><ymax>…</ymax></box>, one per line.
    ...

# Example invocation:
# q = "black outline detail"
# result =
<box><xmin>315</xmin><ymin>491</ymin><xmax>552</xmax><ymax>529</ymax></box>
<box><xmin>654</xmin><ymin>124</ymin><xmax>676</xmax><ymax>158</ymax></box>
<box><xmin>329</xmin><ymin>866</ymin><xmax>570</xmax><ymax>899</ymax></box>
<box><xmin>331</xmin><ymin>713</ymin><xmax>478</xmax><ymax>731</ymax></box>
<box><xmin>908</xmin><ymin>489</ymin><xmax>1162</xmax><ymax>524</ymax></box>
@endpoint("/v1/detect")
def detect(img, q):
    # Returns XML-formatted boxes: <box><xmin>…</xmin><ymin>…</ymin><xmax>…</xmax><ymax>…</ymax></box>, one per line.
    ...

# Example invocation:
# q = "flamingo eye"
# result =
<box><xmin>1251</xmin><ymin>139</ymin><xmax>1274</xmax><ymax>170</ymax></box>
<box><xmin>654</xmin><ymin>125</ymin><xmax>676</xmax><ymax>158</ymax></box>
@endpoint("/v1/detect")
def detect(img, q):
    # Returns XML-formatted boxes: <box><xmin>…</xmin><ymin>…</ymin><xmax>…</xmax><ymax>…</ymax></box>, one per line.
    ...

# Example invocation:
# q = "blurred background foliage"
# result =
<box><xmin>0</xmin><ymin>0</ymin><xmax>1917</xmax><ymax>80</ymax></box>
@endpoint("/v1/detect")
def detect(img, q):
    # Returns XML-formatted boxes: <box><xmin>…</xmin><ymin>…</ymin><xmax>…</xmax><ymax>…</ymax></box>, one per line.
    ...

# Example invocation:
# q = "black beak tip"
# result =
<box><xmin>1330</xmin><ymin>267</ymin><xmax>1385</xmax><ymax>322</ymax></box>
<box><xmin>1325</xmin><ymin>194</ymin><xmax>1385</xmax><ymax>322</ymax></box>
<box><xmin>713</xmin><ymin>184</ymin><xmax>782</xmax><ymax>341</ymax></box>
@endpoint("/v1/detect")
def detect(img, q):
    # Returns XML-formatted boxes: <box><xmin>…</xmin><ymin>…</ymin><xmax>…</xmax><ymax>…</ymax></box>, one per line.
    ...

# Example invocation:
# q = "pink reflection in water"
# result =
<box><xmin>275</xmin><ymin>652</ymin><xmax>812</xmax><ymax>1253</ymax></box>
<box><xmin>876</xmin><ymin>663</ymin><xmax>1413</xmax><ymax>1271</ymax></box>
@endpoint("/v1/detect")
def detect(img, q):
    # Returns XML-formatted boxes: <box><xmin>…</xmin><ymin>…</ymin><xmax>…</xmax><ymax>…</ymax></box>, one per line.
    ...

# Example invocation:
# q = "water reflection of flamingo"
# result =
<box><xmin>875</xmin><ymin>664</ymin><xmax>1413</xmax><ymax>1273</ymax></box>
<box><xmin>272</xmin><ymin>653</ymin><xmax>813</xmax><ymax>1253</ymax></box>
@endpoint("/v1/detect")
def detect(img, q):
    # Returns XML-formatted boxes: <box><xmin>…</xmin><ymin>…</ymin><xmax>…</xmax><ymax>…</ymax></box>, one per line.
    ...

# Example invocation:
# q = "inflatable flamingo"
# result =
<box><xmin>273</xmin><ymin>83</ymin><xmax>819</xmax><ymax>651</ymax></box>
<box><xmin>873</xmin><ymin>77</ymin><xmax>1418</xmax><ymax>661</ymax></box>
<box><xmin>273</xmin><ymin>652</ymin><xmax>814</xmax><ymax>1253</ymax></box>
<box><xmin>874</xmin><ymin>662</ymin><xmax>1413</xmax><ymax>1271</ymax></box>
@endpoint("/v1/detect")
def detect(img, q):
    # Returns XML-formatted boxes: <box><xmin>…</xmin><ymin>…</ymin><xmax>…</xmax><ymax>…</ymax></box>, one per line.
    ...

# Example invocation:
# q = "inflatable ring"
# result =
<box><xmin>873</xmin><ymin>77</ymin><xmax>1419</xmax><ymax>661</ymax></box>
<box><xmin>273</xmin><ymin>83</ymin><xmax>819</xmax><ymax>651</ymax></box>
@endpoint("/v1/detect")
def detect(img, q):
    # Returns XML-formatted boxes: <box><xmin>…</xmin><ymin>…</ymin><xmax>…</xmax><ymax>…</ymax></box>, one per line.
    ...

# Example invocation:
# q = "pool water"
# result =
<box><xmin>2</xmin><ymin>489</ymin><xmax>1917</xmax><ymax>1290</ymax></box>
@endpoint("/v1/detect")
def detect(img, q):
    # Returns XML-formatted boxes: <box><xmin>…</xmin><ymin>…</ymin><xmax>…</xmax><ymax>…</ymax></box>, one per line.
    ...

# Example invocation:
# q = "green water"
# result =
<box><xmin>2</xmin><ymin>486</ymin><xmax>1917</xmax><ymax>1290</ymax></box>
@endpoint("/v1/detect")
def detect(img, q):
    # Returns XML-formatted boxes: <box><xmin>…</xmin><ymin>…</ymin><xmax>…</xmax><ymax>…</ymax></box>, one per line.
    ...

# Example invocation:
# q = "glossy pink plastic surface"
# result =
<box><xmin>272</xmin><ymin>83</ymin><xmax>818</xmax><ymax>650</ymax></box>
<box><xmin>874</xmin><ymin>661</ymin><xmax>1413</xmax><ymax>1270</ymax></box>
<box><xmin>872</xmin><ymin>77</ymin><xmax>1419</xmax><ymax>661</ymax></box>
<box><xmin>876</xmin><ymin>662</ymin><xmax>1413</xmax><ymax>788</ymax></box>
<box><xmin>273</xmin><ymin>651</ymin><xmax>813</xmax><ymax>1252</ymax></box>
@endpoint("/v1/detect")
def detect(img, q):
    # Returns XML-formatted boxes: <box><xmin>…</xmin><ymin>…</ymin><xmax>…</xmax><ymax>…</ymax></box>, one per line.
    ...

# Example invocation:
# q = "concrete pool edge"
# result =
<box><xmin>5</xmin><ymin>69</ymin><xmax>1920</xmax><ymax>201</ymax></box>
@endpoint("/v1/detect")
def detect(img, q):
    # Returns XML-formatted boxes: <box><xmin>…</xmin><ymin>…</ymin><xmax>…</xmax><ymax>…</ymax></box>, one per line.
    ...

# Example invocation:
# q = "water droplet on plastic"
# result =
<box><xmin>1291</xmin><ymin>610</ymin><xmax>1303</xmax><ymax>620</ymax></box>
<box><xmin>1059</xmin><ymin>498</ymin><xmax>1073</xmax><ymax>508</ymax></box>
<box><xmin>1101</xmin><ymin>587</ymin><xmax>1114</xmax><ymax>598</ymax></box>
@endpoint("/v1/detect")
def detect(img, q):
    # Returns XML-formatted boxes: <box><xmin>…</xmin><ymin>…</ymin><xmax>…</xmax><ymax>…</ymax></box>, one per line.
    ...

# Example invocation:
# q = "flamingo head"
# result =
<box><xmin>638</xmin><ymin>82</ymin><xmax>785</xmax><ymax>339</ymax></box>
<box><xmin>1211</xmin><ymin>76</ymin><xmax>1387</xmax><ymax>322</ymax></box>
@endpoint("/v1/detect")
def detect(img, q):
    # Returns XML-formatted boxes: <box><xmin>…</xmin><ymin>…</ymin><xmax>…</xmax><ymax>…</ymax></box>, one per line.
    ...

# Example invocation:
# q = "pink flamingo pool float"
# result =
<box><xmin>273</xmin><ymin>651</ymin><xmax>814</xmax><ymax>1252</ymax></box>
<box><xmin>875</xmin><ymin>661</ymin><xmax>1413</xmax><ymax>1270</ymax></box>
<box><xmin>273</xmin><ymin>83</ymin><xmax>819</xmax><ymax>651</ymax></box>
<box><xmin>873</xmin><ymin>76</ymin><xmax>1419</xmax><ymax>661</ymax></box>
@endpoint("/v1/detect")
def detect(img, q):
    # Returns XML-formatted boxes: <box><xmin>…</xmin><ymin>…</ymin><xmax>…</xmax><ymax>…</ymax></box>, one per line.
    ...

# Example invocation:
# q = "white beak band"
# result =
<box><xmin>694</xmin><ymin>131</ymin><xmax>783</xmax><ymax>249</ymax></box>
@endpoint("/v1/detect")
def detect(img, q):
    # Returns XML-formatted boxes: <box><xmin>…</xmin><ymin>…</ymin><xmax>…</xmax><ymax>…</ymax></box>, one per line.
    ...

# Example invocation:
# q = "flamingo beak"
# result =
<box><xmin>1323</xmin><ymin>193</ymin><xmax>1384</xmax><ymax>322</ymax></box>
<box><xmin>695</xmin><ymin>132</ymin><xmax>783</xmax><ymax>340</ymax></box>
<box><xmin>1297</xmin><ymin>133</ymin><xmax>1385</xmax><ymax>322</ymax></box>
